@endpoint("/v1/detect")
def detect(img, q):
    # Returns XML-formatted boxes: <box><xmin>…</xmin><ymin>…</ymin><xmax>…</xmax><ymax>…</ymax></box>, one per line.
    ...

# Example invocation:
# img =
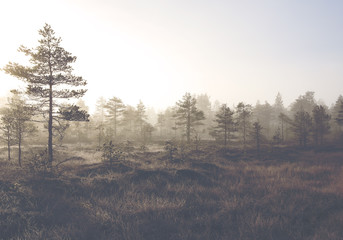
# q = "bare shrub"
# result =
<box><xmin>27</xmin><ymin>149</ymin><xmax>49</xmax><ymax>175</ymax></box>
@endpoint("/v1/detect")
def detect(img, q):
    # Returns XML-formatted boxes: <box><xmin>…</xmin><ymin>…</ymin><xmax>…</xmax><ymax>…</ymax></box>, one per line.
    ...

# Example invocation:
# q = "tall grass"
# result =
<box><xmin>0</xmin><ymin>146</ymin><xmax>343</xmax><ymax>239</ymax></box>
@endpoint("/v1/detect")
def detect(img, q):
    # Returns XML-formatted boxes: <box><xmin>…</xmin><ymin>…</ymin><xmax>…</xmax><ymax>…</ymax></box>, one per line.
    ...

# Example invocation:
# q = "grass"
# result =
<box><xmin>0</xmin><ymin>144</ymin><xmax>343</xmax><ymax>239</ymax></box>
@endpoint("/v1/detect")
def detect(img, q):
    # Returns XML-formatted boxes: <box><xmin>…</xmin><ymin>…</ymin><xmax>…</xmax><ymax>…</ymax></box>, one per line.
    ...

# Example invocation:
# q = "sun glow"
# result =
<box><xmin>1</xmin><ymin>0</ymin><xmax>343</xmax><ymax>113</ymax></box>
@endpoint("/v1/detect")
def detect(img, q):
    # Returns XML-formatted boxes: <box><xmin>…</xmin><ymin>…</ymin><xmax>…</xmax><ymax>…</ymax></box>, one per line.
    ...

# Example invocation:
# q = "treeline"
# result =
<box><xmin>1</xmin><ymin>23</ymin><xmax>343</xmax><ymax>168</ymax></box>
<box><xmin>2</xmin><ymin>78</ymin><xmax>343</xmax><ymax>166</ymax></box>
<box><xmin>47</xmin><ymin>91</ymin><xmax>343</xmax><ymax>150</ymax></box>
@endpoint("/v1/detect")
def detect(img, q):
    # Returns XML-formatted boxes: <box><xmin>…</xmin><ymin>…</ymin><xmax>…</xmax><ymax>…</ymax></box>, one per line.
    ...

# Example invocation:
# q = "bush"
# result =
<box><xmin>164</xmin><ymin>141</ymin><xmax>178</xmax><ymax>161</ymax></box>
<box><xmin>101</xmin><ymin>141</ymin><xmax>124</xmax><ymax>166</ymax></box>
<box><xmin>27</xmin><ymin>149</ymin><xmax>49</xmax><ymax>175</ymax></box>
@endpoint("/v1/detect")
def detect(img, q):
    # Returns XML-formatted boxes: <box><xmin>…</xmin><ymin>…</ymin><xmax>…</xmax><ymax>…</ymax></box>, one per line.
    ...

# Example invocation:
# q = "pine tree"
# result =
<box><xmin>3</xmin><ymin>24</ymin><xmax>87</xmax><ymax>165</ymax></box>
<box><xmin>253</xmin><ymin>101</ymin><xmax>273</xmax><ymax>138</ymax></box>
<box><xmin>252</xmin><ymin>121</ymin><xmax>263</xmax><ymax>153</ymax></box>
<box><xmin>122</xmin><ymin>105</ymin><xmax>136</xmax><ymax>138</ymax></box>
<box><xmin>293</xmin><ymin>109</ymin><xmax>312</xmax><ymax>147</ymax></box>
<box><xmin>175</xmin><ymin>93</ymin><xmax>205</xmax><ymax>143</ymax></box>
<box><xmin>104</xmin><ymin>97</ymin><xmax>125</xmax><ymax>139</ymax></box>
<box><xmin>291</xmin><ymin>91</ymin><xmax>316</xmax><ymax>115</ymax></box>
<box><xmin>0</xmin><ymin>91</ymin><xmax>35</xmax><ymax>166</ymax></box>
<box><xmin>157</xmin><ymin>113</ymin><xmax>166</xmax><ymax>137</ymax></box>
<box><xmin>0</xmin><ymin>108</ymin><xmax>15</xmax><ymax>162</ymax></box>
<box><xmin>312</xmin><ymin>105</ymin><xmax>330</xmax><ymax>145</ymax></box>
<box><xmin>273</xmin><ymin>92</ymin><xmax>285</xmax><ymax>115</ymax></box>
<box><xmin>213</xmin><ymin>104</ymin><xmax>234</xmax><ymax>147</ymax></box>
<box><xmin>94</xmin><ymin>97</ymin><xmax>106</xmax><ymax>146</ymax></box>
<box><xmin>236</xmin><ymin>102</ymin><xmax>252</xmax><ymax>152</ymax></box>
<box><xmin>136</xmin><ymin>100</ymin><xmax>147</xmax><ymax>138</ymax></box>
<box><xmin>335</xmin><ymin>100</ymin><xmax>343</xmax><ymax>127</ymax></box>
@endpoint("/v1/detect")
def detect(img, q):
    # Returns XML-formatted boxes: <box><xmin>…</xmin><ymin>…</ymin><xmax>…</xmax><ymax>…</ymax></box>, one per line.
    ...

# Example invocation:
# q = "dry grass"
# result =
<box><xmin>0</xmin><ymin>144</ymin><xmax>343</xmax><ymax>239</ymax></box>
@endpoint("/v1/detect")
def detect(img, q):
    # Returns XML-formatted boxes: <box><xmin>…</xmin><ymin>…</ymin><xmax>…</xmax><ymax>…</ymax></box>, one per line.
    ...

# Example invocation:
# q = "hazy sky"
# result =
<box><xmin>1</xmin><ymin>0</ymin><xmax>343</xmax><ymax>112</ymax></box>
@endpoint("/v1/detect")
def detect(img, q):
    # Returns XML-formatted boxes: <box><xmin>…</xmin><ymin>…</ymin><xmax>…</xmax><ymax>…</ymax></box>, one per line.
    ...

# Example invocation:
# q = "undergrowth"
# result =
<box><xmin>0</xmin><ymin>145</ymin><xmax>343</xmax><ymax>239</ymax></box>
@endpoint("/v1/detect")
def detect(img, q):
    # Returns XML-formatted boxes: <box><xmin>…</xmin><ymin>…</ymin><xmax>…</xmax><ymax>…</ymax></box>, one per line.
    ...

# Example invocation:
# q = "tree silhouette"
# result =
<box><xmin>136</xmin><ymin>100</ymin><xmax>147</xmax><ymax>139</ymax></box>
<box><xmin>4</xmin><ymin>24</ymin><xmax>87</xmax><ymax>165</ymax></box>
<box><xmin>236</xmin><ymin>102</ymin><xmax>252</xmax><ymax>153</ymax></box>
<box><xmin>0</xmin><ymin>108</ymin><xmax>15</xmax><ymax>162</ymax></box>
<box><xmin>252</xmin><ymin>121</ymin><xmax>263</xmax><ymax>153</ymax></box>
<box><xmin>0</xmin><ymin>91</ymin><xmax>35</xmax><ymax>166</ymax></box>
<box><xmin>293</xmin><ymin>109</ymin><xmax>312</xmax><ymax>147</ymax></box>
<box><xmin>104</xmin><ymin>97</ymin><xmax>125</xmax><ymax>139</ymax></box>
<box><xmin>312</xmin><ymin>105</ymin><xmax>330</xmax><ymax>145</ymax></box>
<box><xmin>213</xmin><ymin>104</ymin><xmax>234</xmax><ymax>148</ymax></box>
<box><xmin>175</xmin><ymin>93</ymin><xmax>205</xmax><ymax>143</ymax></box>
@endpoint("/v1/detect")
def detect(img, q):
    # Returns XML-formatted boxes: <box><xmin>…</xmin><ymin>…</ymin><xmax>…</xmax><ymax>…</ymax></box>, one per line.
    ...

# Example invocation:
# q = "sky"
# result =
<box><xmin>0</xmin><ymin>0</ymin><xmax>343</xmax><ymax>113</ymax></box>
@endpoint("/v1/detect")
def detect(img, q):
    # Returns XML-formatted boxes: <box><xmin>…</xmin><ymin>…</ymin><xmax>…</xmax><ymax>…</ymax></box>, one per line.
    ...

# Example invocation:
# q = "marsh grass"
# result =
<box><xmin>0</xmin><ymin>145</ymin><xmax>343</xmax><ymax>239</ymax></box>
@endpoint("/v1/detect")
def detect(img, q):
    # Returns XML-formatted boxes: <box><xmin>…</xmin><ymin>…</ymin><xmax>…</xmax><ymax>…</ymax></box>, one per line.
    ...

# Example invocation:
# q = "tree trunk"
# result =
<box><xmin>114</xmin><ymin>110</ymin><xmax>117</xmax><ymax>139</ymax></box>
<box><xmin>7</xmin><ymin>134</ymin><xmax>11</xmax><ymax>161</ymax></box>
<box><xmin>187</xmin><ymin>110</ymin><xmax>191</xmax><ymax>143</ymax></box>
<box><xmin>18</xmin><ymin>133</ymin><xmax>22</xmax><ymax>167</ymax></box>
<box><xmin>48</xmin><ymin>81</ymin><xmax>53</xmax><ymax>166</ymax></box>
<box><xmin>224</xmin><ymin>122</ymin><xmax>227</xmax><ymax>148</ymax></box>
<box><xmin>281</xmin><ymin>119</ymin><xmax>284</xmax><ymax>143</ymax></box>
<box><xmin>243</xmin><ymin>118</ymin><xmax>246</xmax><ymax>153</ymax></box>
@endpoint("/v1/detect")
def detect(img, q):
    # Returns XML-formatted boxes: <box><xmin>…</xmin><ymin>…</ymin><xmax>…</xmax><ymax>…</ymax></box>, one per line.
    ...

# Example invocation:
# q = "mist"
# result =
<box><xmin>1</xmin><ymin>1</ymin><xmax>343</xmax><ymax>239</ymax></box>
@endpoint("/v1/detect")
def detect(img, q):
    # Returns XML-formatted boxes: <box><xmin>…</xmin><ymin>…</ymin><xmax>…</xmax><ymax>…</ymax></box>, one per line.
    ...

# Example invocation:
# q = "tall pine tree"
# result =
<box><xmin>4</xmin><ymin>24</ymin><xmax>87</xmax><ymax>165</ymax></box>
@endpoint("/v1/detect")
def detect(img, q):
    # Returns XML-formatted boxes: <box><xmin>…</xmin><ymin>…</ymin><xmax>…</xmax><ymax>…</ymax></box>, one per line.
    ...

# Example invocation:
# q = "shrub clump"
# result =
<box><xmin>27</xmin><ymin>149</ymin><xmax>49</xmax><ymax>175</ymax></box>
<box><xmin>164</xmin><ymin>141</ymin><xmax>178</xmax><ymax>161</ymax></box>
<box><xmin>101</xmin><ymin>141</ymin><xmax>124</xmax><ymax>166</ymax></box>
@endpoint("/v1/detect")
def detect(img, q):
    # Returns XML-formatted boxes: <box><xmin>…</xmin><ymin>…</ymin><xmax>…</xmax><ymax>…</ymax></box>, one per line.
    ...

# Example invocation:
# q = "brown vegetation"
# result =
<box><xmin>1</xmin><ymin>143</ymin><xmax>343</xmax><ymax>239</ymax></box>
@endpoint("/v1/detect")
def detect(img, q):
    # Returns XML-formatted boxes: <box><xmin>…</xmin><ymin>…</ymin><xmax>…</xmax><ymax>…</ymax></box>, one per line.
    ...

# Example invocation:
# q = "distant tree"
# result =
<box><xmin>331</xmin><ymin>95</ymin><xmax>343</xmax><ymax>119</ymax></box>
<box><xmin>213</xmin><ymin>104</ymin><xmax>234</xmax><ymax>148</ymax></box>
<box><xmin>196</xmin><ymin>94</ymin><xmax>212</xmax><ymax>115</ymax></box>
<box><xmin>312</xmin><ymin>105</ymin><xmax>330</xmax><ymax>145</ymax></box>
<box><xmin>192</xmin><ymin>129</ymin><xmax>201</xmax><ymax>151</ymax></box>
<box><xmin>157</xmin><ymin>113</ymin><xmax>166</xmax><ymax>137</ymax></box>
<box><xmin>196</xmin><ymin>94</ymin><xmax>213</xmax><ymax>137</ymax></box>
<box><xmin>175</xmin><ymin>93</ymin><xmax>205</xmax><ymax>143</ymax></box>
<box><xmin>142</xmin><ymin>122</ymin><xmax>155</xmax><ymax>142</ymax></box>
<box><xmin>136</xmin><ymin>100</ymin><xmax>147</xmax><ymax>138</ymax></box>
<box><xmin>158</xmin><ymin>107</ymin><xmax>177</xmax><ymax>138</ymax></box>
<box><xmin>212</xmin><ymin>100</ymin><xmax>222</xmax><ymax>113</ymax></box>
<box><xmin>3</xmin><ymin>24</ymin><xmax>87</xmax><ymax>165</ymax></box>
<box><xmin>145</xmin><ymin>107</ymin><xmax>157</xmax><ymax>126</ymax></box>
<box><xmin>335</xmin><ymin>100</ymin><xmax>343</xmax><ymax>135</ymax></box>
<box><xmin>54</xmin><ymin>117</ymin><xmax>70</xmax><ymax>146</ymax></box>
<box><xmin>169</xmin><ymin>107</ymin><xmax>179</xmax><ymax>138</ymax></box>
<box><xmin>236</xmin><ymin>102</ymin><xmax>252</xmax><ymax>152</ymax></box>
<box><xmin>252</xmin><ymin>121</ymin><xmax>263</xmax><ymax>153</ymax></box>
<box><xmin>273</xmin><ymin>92</ymin><xmax>285</xmax><ymax>116</ymax></box>
<box><xmin>94</xmin><ymin>97</ymin><xmax>107</xmax><ymax>146</ymax></box>
<box><xmin>104</xmin><ymin>97</ymin><xmax>125</xmax><ymax>139</ymax></box>
<box><xmin>272</xmin><ymin>126</ymin><xmax>282</xmax><ymax>145</ymax></box>
<box><xmin>293</xmin><ymin>109</ymin><xmax>312</xmax><ymax>147</ymax></box>
<box><xmin>278</xmin><ymin>113</ymin><xmax>292</xmax><ymax>143</ymax></box>
<box><xmin>58</xmin><ymin>104</ymin><xmax>89</xmax><ymax>145</ymax></box>
<box><xmin>71</xmin><ymin>99</ymin><xmax>90</xmax><ymax>144</ymax></box>
<box><xmin>1</xmin><ymin>92</ymin><xmax>35</xmax><ymax>166</ymax></box>
<box><xmin>0</xmin><ymin>108</ymin><xmax>15</xmax><ymax>161</ymax></box>
<box><xmin>291</xmin><ymin>91</ymin><xmax>316</xmax><ymax>115</ymax></box>
<box><xmin>122</xmin><ymin>105</ymin><xmax>136</xmax><ymax>138</ymax></box>
<box><xmin>330</xmin><ymin>95</ymin><xmax>343</xmax><ymax>140</ymax></box>
<box><xmin>253</xmin><ymin>101</ymin><xmax>273</xmax><ymax>138</ymax></box>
